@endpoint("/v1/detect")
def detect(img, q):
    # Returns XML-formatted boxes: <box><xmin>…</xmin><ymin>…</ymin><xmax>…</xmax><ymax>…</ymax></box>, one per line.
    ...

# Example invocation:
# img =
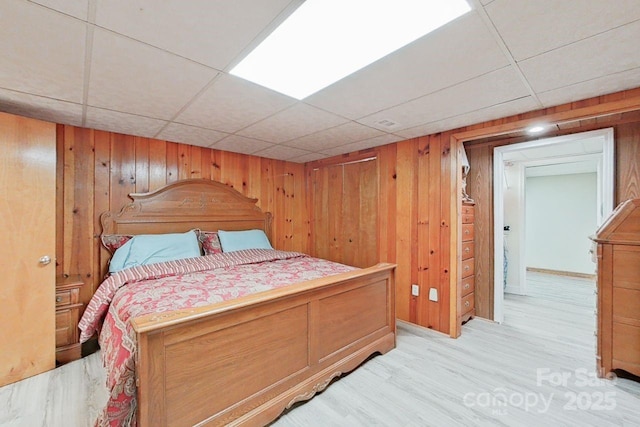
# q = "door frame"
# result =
<box><xmin>492</xmin><ymin>128</ymin><xmax>614</xmax><ymax>323</ymax></box>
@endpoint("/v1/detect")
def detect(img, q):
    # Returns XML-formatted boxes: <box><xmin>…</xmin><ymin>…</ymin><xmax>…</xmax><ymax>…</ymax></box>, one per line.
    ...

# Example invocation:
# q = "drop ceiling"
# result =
<box><xmin>503</xmin><ymin>134</ymin><xmax>604</xmax><ymax>177</ymax></box>
<box><xmin>1</xmin><ymin>0</ymin><xmax>640</xmax><ymax>163</ymax></box>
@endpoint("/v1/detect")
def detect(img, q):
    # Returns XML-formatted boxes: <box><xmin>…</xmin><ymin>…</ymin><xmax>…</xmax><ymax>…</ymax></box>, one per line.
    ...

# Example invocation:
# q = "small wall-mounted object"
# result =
<box><xmin>429</xmin><ymin>288</ymin><xmax>438</xmax><ymax>302</ymax></box>
<box><xmin>411</xmin><ymin>284</ymin><xmax>419</xmax><ymax>296</ymax></box>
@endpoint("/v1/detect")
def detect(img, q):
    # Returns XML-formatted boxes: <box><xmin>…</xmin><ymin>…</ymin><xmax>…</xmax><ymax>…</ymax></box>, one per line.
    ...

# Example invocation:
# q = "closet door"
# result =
<box><xmin>312</xmin><ymin>164</ymin><xmax>343</xmax><ymax>263</ymax></box>
<box><xmin>311</xmin><ymin>158</ymin><xmax>378</xmax><ymax>268</ymax></box>
<box><xmin>0</xmin><ymin>112</ymin><xmax>56</xmax><ymax>386</ymax></box>
<box><xmin>342</xmin><ymin>159</ymin><xmax>378</xmax><ymax>268</ymax></box>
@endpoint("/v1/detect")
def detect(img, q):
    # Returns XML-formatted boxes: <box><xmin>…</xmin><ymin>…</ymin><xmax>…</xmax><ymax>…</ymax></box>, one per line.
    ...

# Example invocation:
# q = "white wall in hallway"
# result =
<box><xmin>525</xmin><ymin>172</ymin><xmax>597</xmax><ymax>275</ymax></box>
<box><xmin>503</xmin><ymin>162</ymin><xmax>525</xmax><ymax>294</ymax></box>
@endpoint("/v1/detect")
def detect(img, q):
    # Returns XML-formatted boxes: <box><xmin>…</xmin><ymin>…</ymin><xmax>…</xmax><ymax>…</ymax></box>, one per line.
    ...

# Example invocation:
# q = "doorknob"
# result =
<box><xmin>39</xmin><ymin>255</ymin><xmax>51</xmax><ymax>265</ymax></box>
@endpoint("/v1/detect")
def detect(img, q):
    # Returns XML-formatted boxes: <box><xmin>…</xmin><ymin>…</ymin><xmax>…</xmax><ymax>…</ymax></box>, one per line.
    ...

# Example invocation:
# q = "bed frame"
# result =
<box><xmin>100</xmin><ymin>179</ymin><xmax>396</xmax><ymax>426</ymax></box>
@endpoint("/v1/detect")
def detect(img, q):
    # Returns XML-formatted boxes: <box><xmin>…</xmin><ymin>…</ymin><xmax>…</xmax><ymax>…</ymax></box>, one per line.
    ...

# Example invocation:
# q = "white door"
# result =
<box><xmin>0</xmin><ymin>112</ymin><xmax>56</xmax><ymax>386</ymax></box>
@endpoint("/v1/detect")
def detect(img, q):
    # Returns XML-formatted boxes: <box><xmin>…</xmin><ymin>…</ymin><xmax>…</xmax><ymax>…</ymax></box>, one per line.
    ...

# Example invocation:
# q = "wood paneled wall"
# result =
<box><xmin>53</xmin><ymin>87</ymin><xmax>640</xmax><ymax>337</ymax></box>
<box><xmin>55</xmin><ymin>125</ymin><xmax>308</xmax><ymax>307</ymax></box>
<box><xmin>307</xmin><ymin>87</ymin><xmax>640</xmax><ymax>336</ymax></box>
<box><xmin>462</xmin><ymin>94</ymin><xmax>640</xmax><ymax>320</ymax></box>
<box><xmin>307</xmin><ymin>135</ymin><xmax>455</xmax><ymax>334</ymax></box>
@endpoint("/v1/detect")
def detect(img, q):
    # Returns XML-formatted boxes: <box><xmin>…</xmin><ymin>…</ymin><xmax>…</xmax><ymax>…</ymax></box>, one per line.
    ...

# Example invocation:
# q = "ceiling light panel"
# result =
<box><xmin>231</xmin><ymin>0</ymin><xmax>471</xmax><ymax>99</ymax></box>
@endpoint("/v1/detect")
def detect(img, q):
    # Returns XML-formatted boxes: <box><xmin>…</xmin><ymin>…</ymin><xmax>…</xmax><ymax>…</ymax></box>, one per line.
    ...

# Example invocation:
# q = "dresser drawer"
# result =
<box><xmin>612</xmin><ymin>288</ymin><xmax>640</xmax><ymax>322</ymax></box>
<box><xmin>612</xmin><ymin>322</ymin><xmax>640</xmax><ymax>367</ymax></box>
<box><xmin>461</xmin><ymin>276</ymin><xmax>475</xmax><ymax>297</ymax></box>
<box><xmin>461</xmin><ymin>258</ymin><xmax>474</xmax><ymax>278</ymax></box>
<box><xmin>613</xmin><ymin>247</ymin><xmax>640</xmax><ymax>291</ymax></box>
<box><xmin>461</xmin><ymin>293</ymin><xmax>475</xmax><ymax>314</ymax></box>
<box><xmin>462</xmin><ymin>224</ymin><xmax>474</xmax><ymax>242</ymax></box>
<box><xmin>55</xmin><ymin>310</ymin><xmax>72</xmax><ymax>347</ymax></box>
<box><xmin>462</xmin><ymin>204</ymin><xmax>474</xmax><ymax>216</ymax></box>
<box><xmin>55</xmin><ymin>290</ymin><xmax>72</xmax><ymax>307</ymax></box>
<box><xmin>462</xmin><ymin>213</ymin><xmax>474</xmax><ymax>224</ymax></box>
<box><xmin>462</xmin><ymin>241</ymin><xmax>474</xmax><ymax>260</ymax></box>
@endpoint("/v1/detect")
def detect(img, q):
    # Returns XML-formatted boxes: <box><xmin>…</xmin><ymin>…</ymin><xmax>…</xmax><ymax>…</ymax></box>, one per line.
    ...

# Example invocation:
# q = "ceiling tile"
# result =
<box><xmin>396</xmin><ymin>96</ymin><xmax>539</xmax><ymax>139</ymax></box>
<box><xmin>88</xmin><ymin>29</ymin><xmax>217</xmax><ymax>120</ymax></box>
<box><xmin>174</xmin><ymin>74</ymin><xmax>295</xmax><ymax>133</ymax></box>
<box><xmin>306</xmin><ymin>12</ymin><xmax>509</xmax><ymax>120</ymax></box>
<box><xmin>0</xmin><ymin>0</ymin><xmax>86</xmax><ymax>103</ymax></box>
<box><xmin>156</xmin><ymin>123</ymin><xmax>227</xmax><ymax>148</ymax></box>
<box><xmin>282</xmin><ymin>122</ymin><xmax>386</xmax><ymax>152</ymax></box>
<box><xmin>238</xmin><ymin>103</ymin><xmax>348</xmax><ymax>143</ymax></box>
<box><xmin>212</xmin><ymin>135</ymin><xmax>274</xmax><ymax>155</ymax></box>
<box><xmin>94</xmin><ymin>0</ymin><xmax>293</xmax><ymax>70</ymax></box>
<box><xmin>0</xmin><ymin>88</ymin><xmax>83</xmax><ymax>126</ymax></box>
<box><xmin>288</xmin><ymin>152</ymin><xmax>329</xmax><ymax>164</ymax></box>
<box><xmin>519</xmin><ymin>143</ymin><xmax>594</xmax><ymax>160</ymax></box>
<box><xmin>85</xmin><ymin>106</ymin><xmax>167</xmax><ymax>137</ymax></box>
<box><xmin>30</xmin><ymin>0</ymin><xmax>89</xmax><ymax>20</ymax></box>
<box><xmin>526</xmin><ymin>161</ymin><xmax>597</xmax><ymax>177</ymax></box>
<box><xmin>537</xmin><ymin>67</ymin><xmax>640</xmax><ymax>108</ymax></box>
<box><xmin>360</xmin><ymin>67</ymin><xmax>531</xmax><ymax>132</ymax></box>
<box><xmin>321</xmin><ymin>134</ymin><xmax>404</xmax><ymax>157</ymax></box>
<box><xmin>253</xmin><ymin>144</ymin><xmax>313</xmax><ymax>161</ymax></box>
<box><xmin>520</xmin><ymin>20</ymin><xmax>640</xmax><ymax>94</ymax></box>
<box><xmin>578</xmin><ymin>138</ymin><xmax>603</xmax><ymax>155</ymax></box>
<box><xmin>502</xmin><ymin>151</ymin><xmax>527</xmax><ymax>162</ymax></box>
<box><xmin>485</xmin><ymin>0</ymin><xmax>640</xmax><ymax>61</ymax></box>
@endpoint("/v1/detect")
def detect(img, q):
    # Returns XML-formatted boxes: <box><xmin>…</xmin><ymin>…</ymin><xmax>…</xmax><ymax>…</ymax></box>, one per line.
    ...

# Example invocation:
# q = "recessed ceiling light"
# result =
<box><xmin>527</xmin><ymin>125</ymin><xmax>546</xmax><ymax>134</ymax></box>
<box><xmin>230</xmin><ymin>0</ymin><xmax>471</xmax><ymax>100</ymax></box>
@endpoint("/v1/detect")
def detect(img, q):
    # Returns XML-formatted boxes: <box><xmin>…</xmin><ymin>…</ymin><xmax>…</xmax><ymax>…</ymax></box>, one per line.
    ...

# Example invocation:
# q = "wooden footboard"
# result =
<box><xmin>131</xmin><ymin>263</ymin><xmax>396</xmax><ymax>427</ymax></box>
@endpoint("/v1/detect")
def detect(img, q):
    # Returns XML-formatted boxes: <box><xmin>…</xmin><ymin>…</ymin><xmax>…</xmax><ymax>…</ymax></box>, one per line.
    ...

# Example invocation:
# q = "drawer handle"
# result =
<box><xmin>464</xmin><ymin>266</ymin><xmax>470</xmax><ymax>271</ymax></box>
<box><xmin>464</xmin><ymin>283</ymin><xmax>470</xmax><ymax>290</ymax></box>
<box><xmin>464</xmin><ymin>301</ymin><xmax>470</xmax><ymax>307</ymax></box>
<box><xmin>56</xmin><ymin>296</ymin><xmax>63</xmax><ymax>303</ymax></box>
<box><xmin>464</xmin><ymin>229</ymin><xmax>470</xmax><ymax>235</ymax></box>
<box><xmin>464</xmin><ymin>247</ymin><xmax>470</xmax><ymax>253</ymax></box>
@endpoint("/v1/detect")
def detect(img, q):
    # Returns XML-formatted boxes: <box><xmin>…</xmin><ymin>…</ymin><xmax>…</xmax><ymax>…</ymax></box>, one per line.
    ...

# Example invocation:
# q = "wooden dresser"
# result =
<box><xmin>591</xmin><ymin>199</ymin><xmax>640</xmax><ymax>378</ymax></box>
<box><xmin>461</xmin><ymin>201</ymin><xmax>476</xmax><ymax>324</ymax></box>
<box><xmin>55</xmin><ymin>275</ymin><xmax>84</xmax><ymax>364</ymax></box>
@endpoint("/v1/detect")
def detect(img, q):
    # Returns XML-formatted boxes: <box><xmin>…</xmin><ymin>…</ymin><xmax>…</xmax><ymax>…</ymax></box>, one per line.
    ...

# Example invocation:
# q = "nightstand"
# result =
<box><xmin>55</xmin><ymin>275</ymin><xmax>83</xmax><ymax>364</ymax></box>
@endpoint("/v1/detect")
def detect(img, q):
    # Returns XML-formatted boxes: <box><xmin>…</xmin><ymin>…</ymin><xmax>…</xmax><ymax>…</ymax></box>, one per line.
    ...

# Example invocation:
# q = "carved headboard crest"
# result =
<box><xmin>100</xmin><ymin>179</ymin><xmax>273</xmax><ymax>239</ymax></box>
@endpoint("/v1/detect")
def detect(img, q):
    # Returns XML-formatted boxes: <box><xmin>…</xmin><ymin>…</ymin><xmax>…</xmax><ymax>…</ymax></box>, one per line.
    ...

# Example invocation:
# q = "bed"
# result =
<box><xmin>79</xmin><ymin>179</ymin><xmax>396</xmax><ymax>426</ymax></box>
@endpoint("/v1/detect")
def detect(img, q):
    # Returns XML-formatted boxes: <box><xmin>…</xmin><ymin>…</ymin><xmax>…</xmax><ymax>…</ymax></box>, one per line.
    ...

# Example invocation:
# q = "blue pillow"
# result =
<box><xmin>109</xmin><ymin>238</ymin><xmax>133</xmax><ymax>273</ymax></box>
<box><xmin>218</xmin><ymin>229</ymin><xmax>273</xmax><ymax>253</ymax></box>
<box><xmin>109</xmin><ymin>230</ymin><xmax>201</xmax><ymax>273</ymax></box>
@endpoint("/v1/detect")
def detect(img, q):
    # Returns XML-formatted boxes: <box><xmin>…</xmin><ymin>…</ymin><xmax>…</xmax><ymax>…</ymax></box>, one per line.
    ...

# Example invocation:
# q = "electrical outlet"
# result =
<box><xmin>411</xmin><ymin>284</ymin><xmax>419</xmax><ymax>296</ymax></box>
<box><xmin>429</xmin><ymin>288</ymin><xmax>438</xmax><ymax>302</ymax></box>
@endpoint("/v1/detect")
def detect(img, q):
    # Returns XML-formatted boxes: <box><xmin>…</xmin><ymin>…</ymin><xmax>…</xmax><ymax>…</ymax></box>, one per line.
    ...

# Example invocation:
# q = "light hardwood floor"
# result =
<box><xmin>1</xmin><ymin>273</ymin><xmax>639</xmax><ymax>426</ymax></box>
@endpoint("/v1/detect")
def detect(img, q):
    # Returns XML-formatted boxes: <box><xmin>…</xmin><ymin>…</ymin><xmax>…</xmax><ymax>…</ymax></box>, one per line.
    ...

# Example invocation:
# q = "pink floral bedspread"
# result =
<box><xmin>78</xmin><ymin>249</ymin><xmax>355</xmax><ymax>427</ymax></box>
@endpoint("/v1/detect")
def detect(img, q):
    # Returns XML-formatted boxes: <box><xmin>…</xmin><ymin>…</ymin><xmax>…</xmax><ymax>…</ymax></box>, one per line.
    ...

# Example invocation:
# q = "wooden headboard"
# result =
<box><xmin>100</xmin><ymin>179</ymin><xmax>273</xmax><ymax>240</ymax></box>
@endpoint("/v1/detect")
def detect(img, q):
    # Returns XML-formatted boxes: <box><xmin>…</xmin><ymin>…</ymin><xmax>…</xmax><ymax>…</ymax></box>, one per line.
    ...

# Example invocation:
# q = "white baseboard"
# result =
<box><xmin>504</xmin><ymin>285</ymin><xmax>525</xmax><ymax>295</ymax></box>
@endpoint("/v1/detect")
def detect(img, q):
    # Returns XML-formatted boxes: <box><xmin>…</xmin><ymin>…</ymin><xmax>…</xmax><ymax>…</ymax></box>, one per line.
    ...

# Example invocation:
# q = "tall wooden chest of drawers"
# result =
<box><xmin>461</xmin><ymin>201</ymin><xmax>475</xmax><ymax>323</ymax></box>
<box><xmin>591</xmin><ymin>199</ymin><xmax>640</xmax><ymax>378</ymax></box>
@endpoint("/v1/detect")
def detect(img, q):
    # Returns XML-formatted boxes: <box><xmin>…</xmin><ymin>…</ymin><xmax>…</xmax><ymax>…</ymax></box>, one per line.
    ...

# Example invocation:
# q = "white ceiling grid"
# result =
<box><xmin>0</xmin><ymin>0</ymin><xmax>639</xmax><ymax>162</ymax></box>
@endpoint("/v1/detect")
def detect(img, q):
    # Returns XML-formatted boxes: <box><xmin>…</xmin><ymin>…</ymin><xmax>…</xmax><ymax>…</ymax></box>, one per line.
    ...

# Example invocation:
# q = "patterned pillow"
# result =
<box><xmin>101</xmin><ymin>234</ymin><xmax>133</xmax><ymax>254</ymax></box>
<box><xmin>197</xmin><ymin>230</ymin><xmax>223</xmax><ymax>255</ymax></box>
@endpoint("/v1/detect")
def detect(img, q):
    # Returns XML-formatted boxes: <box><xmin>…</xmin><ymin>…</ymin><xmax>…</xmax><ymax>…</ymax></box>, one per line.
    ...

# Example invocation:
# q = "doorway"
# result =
<box><xmin>492</xmin><ymin>128</ymin><xmax>614</xmax><ymax>322</ymax></box>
